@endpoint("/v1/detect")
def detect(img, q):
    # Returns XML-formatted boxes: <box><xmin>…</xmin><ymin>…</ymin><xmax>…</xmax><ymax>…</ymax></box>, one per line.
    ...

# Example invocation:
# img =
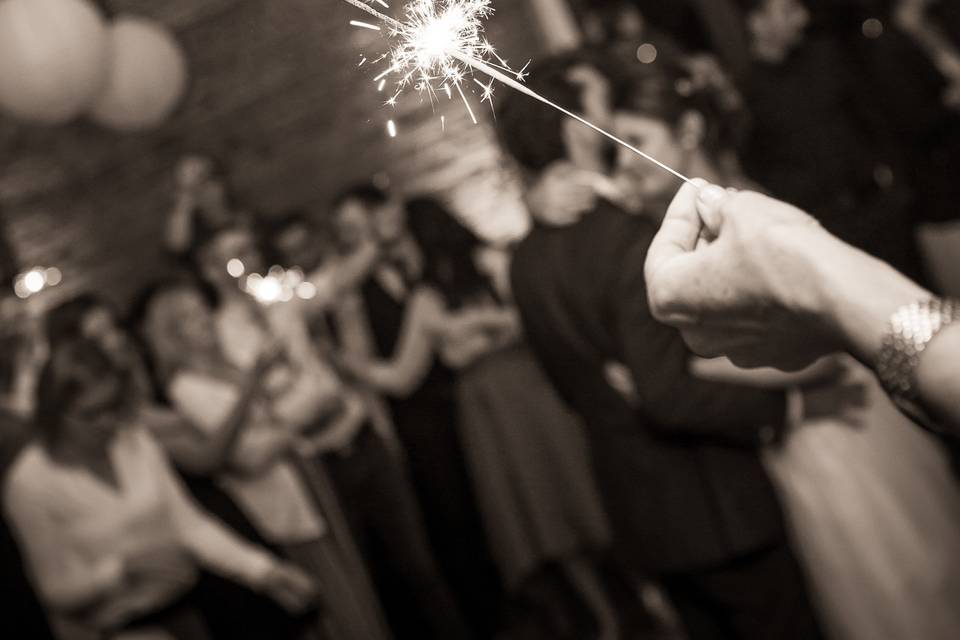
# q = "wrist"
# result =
<box><xmin>814</xmin><ymin>240</ymin><xmax>929</xmax><ymax>367</ymax></box>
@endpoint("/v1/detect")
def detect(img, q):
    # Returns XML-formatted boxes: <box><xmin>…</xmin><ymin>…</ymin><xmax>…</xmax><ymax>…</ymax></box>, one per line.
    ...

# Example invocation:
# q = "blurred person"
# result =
<box><xmin>3</xmin><ymin>337</ymin><xmax>315</xmax><ymax>639</ymax></box>
<box><xmin>0</xmin><ymin>312</ymin><xmax>46</xmax><ymax>420</ymax></box>
<box><xmin>49</xmin><ymin>291</ymin><xmax>320</xmax><ymax>640</ymax></box>
<box><xmin>0</xmin><ymin>322</ymin><xmax>55</xmax><ymax>640</ymax></box>
<box><xmin>335</xmin><ymin>197</ymin><xmax>629</xmax><ymax>639</ymax></box>
<box><xmin>733</xmin><ymin>0</ymin><xmax>929</xmax><ymax>282</ymax></box>
<box><xmin>45</xmin><ymin>295</ymin><xmax>154</xmax><ymax>399</ymax></box>
<box><xmin>187</xmin><ymin>220</ymin><xmax>391</xmax><ymax>638</ymax></box>
<box><xmin>266</xmin><ymin>211</ymin><xmax>472</xmax><ymax>640</ymax></box>
<box><xmin>530</xmin><ymin>46</ymin><xmax>960</xmax><ymax>637</ymax></box>
<box><xmin>497</xmin><ymin>53</ymin><xmax>827</xmax><ymax>640</ymax></box>
<box><xmin>645</xmin><ymin>182</ymin><xmax>960</xmax><ymax>433</ymax></box>
<box><xmin>142</xmin><ymin>279</ymin><xmax>390</xmax><ymax>640</ymax></box>
<box><xmin>689</xmin><ymin>350</ymin><xmax>960</xmax><ymax>640</ymax></box>
<box><xmin>862</xmin><ymin>0</ymin><xmax>960</xmax><ymax>228</ymax></box>
<box><xmin>331</xmin><ymin>185</ymin><xmax>505</xmax><ymax>636</ymax></box>
<box><xmin>796</xmin><ymin>1</ymin><xmax>960</xmax><ymax>241</ymax></box>
<box><xmin>165</xmin><ymin>154</ymin><xmax>249</xmax><ymax>258</ymax></box>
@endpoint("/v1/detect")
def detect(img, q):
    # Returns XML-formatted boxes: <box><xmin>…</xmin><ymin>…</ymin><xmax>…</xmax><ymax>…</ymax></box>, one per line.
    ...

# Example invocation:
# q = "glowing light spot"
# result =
<box><xmin>248</xmin><ymin>273</ymin><xmax>283</xmax><ymax>304</ymax></box>
<box><xmin>296</xmin><ymin>282</ymin><xmax>318</xmax><ymax>300</ymax></box>
<box><xmin>287</xmin><ymin>267</ymin><xmax>304</xmax><ymax>286</ymax></box>
<box><xmin>44</xmin><ymin>267</ymin><xmax>62</xmax><ymax>286</ymax></box>
<box><xmin>24</xmin><ymin>270</ymin><xmax>45</xmax><ymax>293</ymax></box>
<box><xmin>227</xmin><ymin>258</ymin><xmax>245</xmax><ymax>278</ymax></box>
<box><xmin>862</xmin><ymin>18</ymin><xmax>883</xmax><ymax>39</ymax></box>
<box><xmin>13</xmin><ymin>280</ymin><xmax>30</xmax><ymax>299</ymax></box>
<box><xmin>387</xmin><ymin>119</ymin><xmax>397</xmax><ymax>137</ymax></box>
<box><xmin>637</xmin><ymin>43</ymin><xmax>658</xmax><ymax>64</ymax></box>
<box><xmin>377</xmin><ymin>78</ymin><xmax>387</xmax><ymax>91</ymax></box>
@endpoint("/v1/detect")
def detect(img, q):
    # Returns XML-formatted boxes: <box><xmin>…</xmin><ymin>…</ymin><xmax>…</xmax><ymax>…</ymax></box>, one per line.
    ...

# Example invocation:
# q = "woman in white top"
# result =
<box><xmin>142</xmin><ymin>278</ymin><xmax>390</xmax><ymax>640</ymax></box>
<box><xmin>3</xmin><ymin>337</ymin><xmax>314</xmax><ymax>639</ymax></box>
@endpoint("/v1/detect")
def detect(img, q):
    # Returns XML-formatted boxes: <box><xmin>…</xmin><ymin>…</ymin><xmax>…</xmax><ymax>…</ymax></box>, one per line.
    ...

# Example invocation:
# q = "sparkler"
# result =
<box><xmin>342</xmin><ymin>0</ymin><xmax>692</xmax><ymax>184</ymax></box>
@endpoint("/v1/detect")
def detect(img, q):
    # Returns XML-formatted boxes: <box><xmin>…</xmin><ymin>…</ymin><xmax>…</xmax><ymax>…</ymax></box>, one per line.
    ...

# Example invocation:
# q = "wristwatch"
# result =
<box><xmin>876</xmin><ymin>297</ymin><xmax>957</xmax><ymax>431</ymax></box>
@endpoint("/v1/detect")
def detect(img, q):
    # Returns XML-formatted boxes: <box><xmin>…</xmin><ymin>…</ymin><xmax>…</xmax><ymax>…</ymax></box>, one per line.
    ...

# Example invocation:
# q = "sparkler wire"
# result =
<box><xmin>340</xmin><ymin>0</ymin><xmax>693</xmax><ymax>184</ymax></box>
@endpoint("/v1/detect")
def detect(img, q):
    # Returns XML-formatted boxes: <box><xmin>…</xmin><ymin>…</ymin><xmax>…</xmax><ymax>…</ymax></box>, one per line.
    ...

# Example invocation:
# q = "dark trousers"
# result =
<box><xmin>324</xmin><ymin>427</ymin><xmax>472</xmax><ymax>640</ymax></box>
<box><xmin>661</xmin><ymin>542</ymin><xmax>825</xmax><ymax>640</ymax></box>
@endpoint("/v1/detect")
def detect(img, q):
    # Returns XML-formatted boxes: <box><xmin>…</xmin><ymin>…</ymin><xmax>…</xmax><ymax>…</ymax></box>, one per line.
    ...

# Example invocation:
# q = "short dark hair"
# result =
<box><xmin>495</xmin><ymin>52</ymin><xmax>599</xmax><ymax>173</ymax></box>
<box><xmin>332</xmin><ymin>183</ymin><xmax>389</xmax><ymax>213</ymax></box>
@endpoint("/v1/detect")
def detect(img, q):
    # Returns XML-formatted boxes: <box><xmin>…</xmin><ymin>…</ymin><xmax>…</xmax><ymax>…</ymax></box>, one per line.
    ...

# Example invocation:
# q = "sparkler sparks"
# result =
<box><xmin>350</xmin><ymin>20</ymin><xmax>381</xmax><ymax>30</ymax></box>
<box><xmin>341</xmin><ymin>0</ymin><xmax>693</xmax><ymax>184</ymax></box>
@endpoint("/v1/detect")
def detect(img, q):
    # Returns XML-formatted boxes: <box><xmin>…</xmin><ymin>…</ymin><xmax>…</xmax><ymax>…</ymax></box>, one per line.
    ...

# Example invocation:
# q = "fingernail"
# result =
<box><xmin>697</xmin><ymin>184</ymin><xmax>726</xmax><ymax>206</ymax></box>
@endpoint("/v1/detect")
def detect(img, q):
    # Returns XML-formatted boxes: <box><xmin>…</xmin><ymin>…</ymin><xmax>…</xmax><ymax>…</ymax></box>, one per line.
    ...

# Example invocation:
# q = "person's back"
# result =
<box><xmin>510</xmin><ymin>201</ymin><xmax>788</xmax><ymax>574</ymax></box>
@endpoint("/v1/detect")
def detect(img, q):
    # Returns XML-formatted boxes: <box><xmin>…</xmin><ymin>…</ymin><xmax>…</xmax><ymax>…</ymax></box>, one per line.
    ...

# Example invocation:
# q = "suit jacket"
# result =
<box><xmin>510</xmin><ymin>202</ymin><xmax>789</xmax><ymax>574</ymax></box>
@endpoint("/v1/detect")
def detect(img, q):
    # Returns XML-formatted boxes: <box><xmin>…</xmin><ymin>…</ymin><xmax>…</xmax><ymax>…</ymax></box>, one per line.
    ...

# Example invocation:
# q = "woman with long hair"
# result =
<box><xmin>338</xmin><ymin>197</ymin><xmax>618</xmax><ymax>639</ymax></box>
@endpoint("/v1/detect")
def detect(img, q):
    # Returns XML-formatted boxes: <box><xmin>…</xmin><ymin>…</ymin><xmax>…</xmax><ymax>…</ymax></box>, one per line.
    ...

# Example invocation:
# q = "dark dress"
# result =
<box><xmin>360</xmin><ymin>276</ymin><xmax>504</xmax><ymax>636</ymax></box>
<box><xmin>455</xmin><ymin>344</ymin><xmax>611</xmax><ymax>591</ymax></box>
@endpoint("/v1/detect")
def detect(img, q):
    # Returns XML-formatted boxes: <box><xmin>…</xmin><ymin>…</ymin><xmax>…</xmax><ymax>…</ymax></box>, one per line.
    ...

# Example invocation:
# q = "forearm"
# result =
<box><xmin>816</xmin><ymin>238</ymin><xmax>930</xmax><ymax>368</ymax></box>
<box><xmin>362</xmin><ymin>362</ymin><xmax>416</xmax><ymax>397</ymax></box>
<box><xmin>299</xmin><ymin>394</ymin><xmax>366</xmax><ymax>455</ymax></box>
<box><xmin>230</xmin><ymin>430</ymin><xmax>294</xmax><ymax>475</ymax></box>
<box><xmin>814</xmin><ymin>239</ymin><xmax>960</xmax><ymax>429</ymax></box>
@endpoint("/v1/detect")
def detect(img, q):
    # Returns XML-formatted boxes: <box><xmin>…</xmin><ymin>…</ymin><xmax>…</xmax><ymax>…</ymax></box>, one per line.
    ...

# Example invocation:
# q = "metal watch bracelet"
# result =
<box><xmin>876</xmin><ymin>297</ymin><xmax>958</xmax><ymax>401</ymax></box>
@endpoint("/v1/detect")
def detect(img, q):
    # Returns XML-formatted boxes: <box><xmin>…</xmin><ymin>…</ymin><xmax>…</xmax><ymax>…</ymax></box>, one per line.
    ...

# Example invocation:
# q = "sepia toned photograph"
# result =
<box><xmin>1</xmin><ymin>1</ymin><xmax>958</xmax><ymax>639</ymax></box>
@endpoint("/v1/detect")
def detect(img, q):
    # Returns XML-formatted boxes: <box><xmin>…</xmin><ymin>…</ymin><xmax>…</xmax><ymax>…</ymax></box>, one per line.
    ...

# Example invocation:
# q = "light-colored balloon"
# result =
<box><xmin>89</xmin><ymin>16</ymin><xmax>188</xmax><ymax>132</ymax></box>
<box><xmin>0</xmin><ymin>0</ymin><xmax>108</xmax><ymax>124</ymax></box>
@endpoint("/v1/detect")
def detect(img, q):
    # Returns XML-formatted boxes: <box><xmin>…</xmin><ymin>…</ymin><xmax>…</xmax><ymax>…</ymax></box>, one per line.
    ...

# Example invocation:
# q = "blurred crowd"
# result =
<box><xmin>2</xmin><ymin>1</ymin><xmax>960</xmax><ymax>640</ymax></box>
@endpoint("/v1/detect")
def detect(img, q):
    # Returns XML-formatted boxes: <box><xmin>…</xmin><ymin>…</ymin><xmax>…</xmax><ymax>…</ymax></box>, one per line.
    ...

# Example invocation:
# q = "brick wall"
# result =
<box><xmin>0</xmin><ymin>0</ymin><xmax>546</xmax><ymax>310</ymax></box>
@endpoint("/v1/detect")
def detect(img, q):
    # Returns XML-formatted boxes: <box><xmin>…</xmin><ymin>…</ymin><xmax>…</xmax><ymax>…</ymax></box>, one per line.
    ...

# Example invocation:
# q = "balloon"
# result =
<box><xmin>0</xmin><ymin>0</ymin><xmax>108</xmax><ymax>125</ymax></box>
<box><xmin>89</xmin><ymin>16</ymin><xmax>188</xmax><ymax>132</ymax></box>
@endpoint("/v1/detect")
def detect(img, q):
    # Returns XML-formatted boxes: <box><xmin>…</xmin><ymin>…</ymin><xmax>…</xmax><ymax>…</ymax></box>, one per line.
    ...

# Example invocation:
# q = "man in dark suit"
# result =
<box><xmin>497</xmin><ymin>54</ymin><xmax>824</xmax><ymax>640</ymax></box>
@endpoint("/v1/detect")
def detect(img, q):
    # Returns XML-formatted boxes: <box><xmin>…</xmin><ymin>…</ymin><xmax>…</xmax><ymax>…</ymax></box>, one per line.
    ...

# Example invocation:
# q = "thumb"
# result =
<box><xmin>695</xmin><ymin>184</ymin><xmax>732</xmax><ymax>235</ymax></box>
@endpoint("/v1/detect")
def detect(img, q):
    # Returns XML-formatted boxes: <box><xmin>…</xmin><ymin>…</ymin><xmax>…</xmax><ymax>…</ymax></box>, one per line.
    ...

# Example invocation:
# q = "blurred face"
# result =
<box><xmin>62</xmin><ymin>373</ymin><xmax>128</xmax><ymax>448</ymax></box>
<box><xmin>197</xmin><ymin>179</ymin><xmax>229</xmax><ymax>222</ymax></box>
<box><xmin>276</xmin><ymin>222</ymin><xmax>326</xmax><ymax>269</ymax></box>
<box><xmin>168</xmin><ymin>289</ymin><xmax>218</xmax><ymax>353</ymax></box>
<box><xmin>612</xmin><ymin>111</ymin><xmax>686</xmax><ymax>203</ymax></box>
<box><xmin>81</xmin><ymin>307</ymin><xmax>127</xmax><ymax>361</ymax></box>
<box><xmin>747</xmin><ymin>0</ymin><xmax>810</xmax><ymax>63</ymax></box>
<box><xmin>203</xmin><ymin>228</ymin><xmax>264</xmax><ymax>283</ymax></box>
<box><xmin>372</xmin><ymin>200</ymin><xmax>407</xmax><ymax>245</ymax></box>
<box><xmin>334</xmin><ymin>199</ymin><xmax>376</xmax><ymax>249</ymax></box>
<box><xmin>562</xmin><ymin>65</ymin><xmax>615</xmax><ymax>171</ymax></box>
